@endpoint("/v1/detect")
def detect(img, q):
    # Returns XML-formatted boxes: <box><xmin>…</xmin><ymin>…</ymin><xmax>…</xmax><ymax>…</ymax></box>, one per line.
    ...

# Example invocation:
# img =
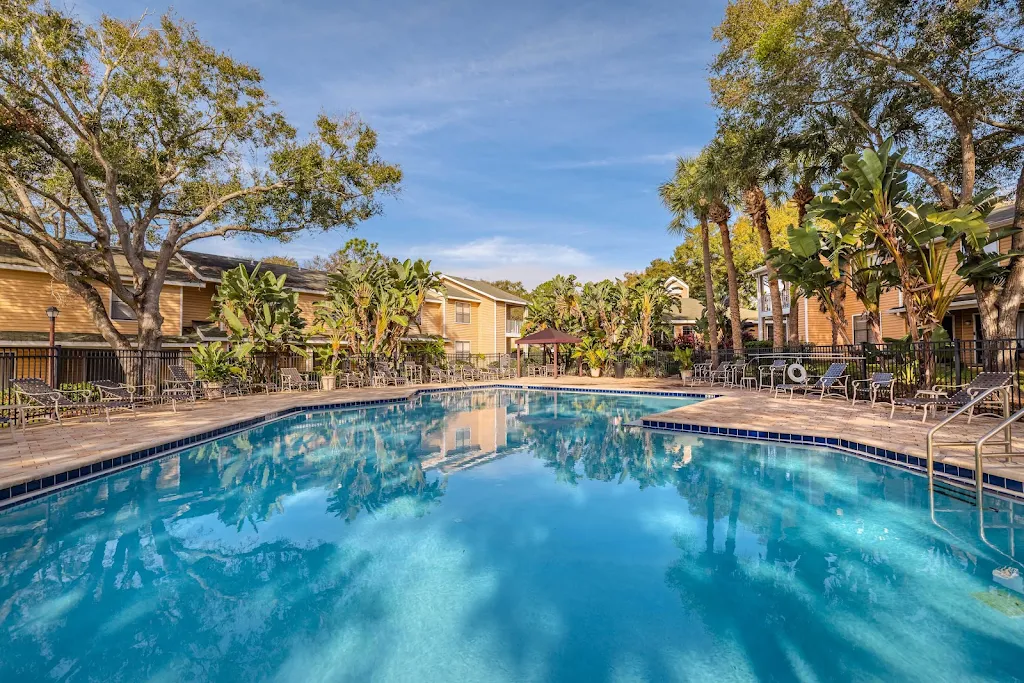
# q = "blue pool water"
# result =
<box><xmin>1</xmin><ymin>389</ymin><xmax>1022</xmax><ymax>682</ymax></box>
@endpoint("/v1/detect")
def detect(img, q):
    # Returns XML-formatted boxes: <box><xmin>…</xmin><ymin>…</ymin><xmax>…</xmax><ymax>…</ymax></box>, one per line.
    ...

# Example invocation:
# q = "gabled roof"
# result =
<box><xmin>0</xmin><ymin>239</ymin><xmax>202</xmax><ymax>287</ymax></box>
<box><xmin>442</xmin><ymin>275</ymin><xmax>529</xmax><ymax>304</ymax></box>
<box><xmin>176</xmin><ymin>250</ymin><xmax>329</xmax><ymax>293</ymax></box>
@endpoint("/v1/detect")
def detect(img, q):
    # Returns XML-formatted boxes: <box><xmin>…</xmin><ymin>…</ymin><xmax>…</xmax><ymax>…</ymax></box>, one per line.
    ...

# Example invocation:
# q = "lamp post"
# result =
<box><xmin>46</xmin><ymin>306</ymin><xmax>59</xmax><ymax>385</ymax></box>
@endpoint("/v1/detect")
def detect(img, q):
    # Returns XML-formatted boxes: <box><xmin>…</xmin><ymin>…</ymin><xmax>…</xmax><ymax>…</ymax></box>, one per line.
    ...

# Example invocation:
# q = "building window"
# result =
<box><xmin>455</xmin><ymin>301</ymin><xmax>471</xmax><ymax>324</ymax></box>
<box><xmin>455</xmin><ymin>427</ymin><xmax>471</xmax><ymax>450</ymax></box>
<box><xmin>454</xmin><ymin>340</ymin><xmax>471</xmax><ymax>357</ymax></box>
<box><xmin>110</xmin><ymin>293</ymin><xmax>137</xmax><ymax>321</ymax></box>
<box><xmin>852</xmin><ymin>315</ymin><xmax>870</xmax><ymax>344</ymax></box>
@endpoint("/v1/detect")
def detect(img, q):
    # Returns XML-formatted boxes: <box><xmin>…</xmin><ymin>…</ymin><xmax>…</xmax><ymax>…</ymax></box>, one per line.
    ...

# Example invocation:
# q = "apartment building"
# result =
<box><xmin>752</xmin><ymin>202</ymin><xmax>1018</xmax><ymax>344</ymax></box>
<box><xmin>0</xmin><ymin>241</ymin><xmax>527</xmax><ymax>354</ymax></box>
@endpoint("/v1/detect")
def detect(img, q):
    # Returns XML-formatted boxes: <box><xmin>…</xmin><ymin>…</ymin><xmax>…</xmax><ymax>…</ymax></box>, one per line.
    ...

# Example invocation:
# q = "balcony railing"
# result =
<box><xmin>506</xmin><ymin>319</ymin><xmax>522</xmax><ymax>336</ymax></box>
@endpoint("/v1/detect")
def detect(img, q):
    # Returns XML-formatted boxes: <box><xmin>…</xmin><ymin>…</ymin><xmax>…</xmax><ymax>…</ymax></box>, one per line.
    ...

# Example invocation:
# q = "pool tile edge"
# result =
<box><xmin>0</xmin><ymin>384</ymin><xmax>715</xmax><ymax>511</ymax></box>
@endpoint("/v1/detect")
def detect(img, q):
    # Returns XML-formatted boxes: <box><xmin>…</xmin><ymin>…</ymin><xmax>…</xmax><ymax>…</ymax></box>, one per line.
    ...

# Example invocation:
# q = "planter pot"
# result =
<box><xmin>590</xmin><ymin>368</ymin><xmax>601</xmax><ymax>378</ymax></box>
<box><xmin>321</xmin><ymin>375</ymin><xmax>337</xmax><ymax>391</ymax></box>
<box><xmin>613</xmin><ymin>361</ymin><xmax>627</xmax><ymax>379</ymax></box>
<box><xmin>203</xmin><ymin>382</ymin><xmax>223</xmax><ymax>399</ymax></box>
<box><xmin>680</xmin><ymin>369</ymin><xmax>693</xmax><ymax>380</ymax></box>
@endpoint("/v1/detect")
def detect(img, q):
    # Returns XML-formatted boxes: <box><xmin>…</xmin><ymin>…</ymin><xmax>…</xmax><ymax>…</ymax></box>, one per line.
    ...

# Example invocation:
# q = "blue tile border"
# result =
<box><xmin>639</xmin><ymin>417</ymin><xmax>1024</xmax><ymax>502</ymax></box>
<box><xmin>0</xmin><ymin>384</ymin><xmax>715</xmax><ymax>510</ymax></box>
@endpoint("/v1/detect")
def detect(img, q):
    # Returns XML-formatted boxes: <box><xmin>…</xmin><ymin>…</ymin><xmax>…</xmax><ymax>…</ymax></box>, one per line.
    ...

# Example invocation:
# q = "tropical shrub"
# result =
<box><xmin>191</xmin><ymin>342</ymin><xmax>242</xmax><ymax>382</ymax></box>
<box><xmin>212</xmin><ymin>264</ymin><xmax>308</xmax><ymax>356</ymax></box>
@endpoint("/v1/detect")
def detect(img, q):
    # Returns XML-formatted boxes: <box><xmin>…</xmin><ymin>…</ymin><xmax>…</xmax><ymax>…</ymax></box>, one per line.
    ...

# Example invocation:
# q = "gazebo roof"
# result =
<box><xmin>515</xmin><ymin>328</ymin><xmax>582</xmax><ymax>345</ymax></box>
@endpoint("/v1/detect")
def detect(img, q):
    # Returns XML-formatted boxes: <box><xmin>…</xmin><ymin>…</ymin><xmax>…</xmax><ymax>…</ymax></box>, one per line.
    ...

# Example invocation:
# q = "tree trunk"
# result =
<box><xmin>716</xmin><ymin>219</ymin><xmax>744</xmax><ymax>355</ymax></box>
<box><xmin>788</xmin><ymin>286</ymin><xmax>801</xmax><ymax>345</ymax></box>
<box><xmin>789</xmin><ymin>185</ymin><xmax>814</xmax><ymax>346</ymax></box>
<box><xmin>746</xmin><ymin>186</ymin><xmax>785</xmax><ymax>349</ymax></box>
<box><xmin>829</xmin><ymin>282</ymin><xmax>850</xmax><ymax>346</ymax></box>
<box><xmin>976</xmin><ymin>164</ymin><xmax>1024</xmax><ymax>369</ymax></box>
<box><xmin>699</xmin><ymin>217</ymin><xmax>719</xmax><ymax>367</ymax></box>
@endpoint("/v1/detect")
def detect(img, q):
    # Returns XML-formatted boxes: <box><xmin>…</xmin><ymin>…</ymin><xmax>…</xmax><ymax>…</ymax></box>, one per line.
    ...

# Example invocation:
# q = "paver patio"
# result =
<box><xmin>2</xmin><ymin>377</ymin><xmax>1023</xmax><ymax>506</ymax></box>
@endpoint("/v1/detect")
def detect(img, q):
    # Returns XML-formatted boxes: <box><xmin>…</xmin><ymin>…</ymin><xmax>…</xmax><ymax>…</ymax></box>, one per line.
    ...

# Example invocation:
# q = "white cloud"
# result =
<box><xmin>398</xmin><ymin>236</ymin><xmax>620</xmax><ymax>286</ymax></box>
<box><xmin>540</xmin><ymin>150</ymin><xmax>695</xmax><ymax>170</ymax></box>
<box><xmin>426</xmin><ymin>236</ymin><xmax>589</xmax><ymax>265</ymax></box>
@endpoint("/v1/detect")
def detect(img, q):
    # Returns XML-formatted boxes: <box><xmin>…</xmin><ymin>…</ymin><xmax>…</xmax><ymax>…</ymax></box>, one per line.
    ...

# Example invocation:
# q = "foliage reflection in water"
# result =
<box><xmin>0</xmin><ymin>389</ymin><xmax>1022</xmax><ymax>682</ymax></box>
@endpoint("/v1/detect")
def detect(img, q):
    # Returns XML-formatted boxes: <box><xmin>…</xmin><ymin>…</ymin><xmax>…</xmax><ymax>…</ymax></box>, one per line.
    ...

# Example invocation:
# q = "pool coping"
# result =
<box><xmin>638</xmin><ymin>415</ymin><xmax>1024</xmax><ymax>503</ymax></box>
<box><xmin>6</xmin><ymin>382</ymin><xmax>1017</xmax><ymax>511</ymax></box>
<box><xmin>0</xmin><ymin>384</ymin><xmax>716</xmax><ymax>511</ymax></box>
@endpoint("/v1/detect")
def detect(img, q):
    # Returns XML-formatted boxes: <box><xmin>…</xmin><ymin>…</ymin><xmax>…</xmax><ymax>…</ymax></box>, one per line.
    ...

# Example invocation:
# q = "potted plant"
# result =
<box><xmin>672</xmin><ymin>346</ymin><xmax>695</xmax><ymax>380</ymax></box>
<box><xmin>584</xmin><ymin>346</ymin><xmax>609</xmax><ymax>378</ymax></box>
<box><xmin>190</xmin><ymin>342</ymin><xmax>240</xmax><ymax>398</ymax></box>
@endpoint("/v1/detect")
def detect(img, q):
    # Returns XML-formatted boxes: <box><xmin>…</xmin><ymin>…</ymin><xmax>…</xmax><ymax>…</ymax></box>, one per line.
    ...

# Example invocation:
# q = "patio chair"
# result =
<box><xmin>164</xmin><ymin>365</ymin><xmax>199</xmax><ymax>405</ymax></box>
<box><xmin>91</xmin><ymin>380</ymin><xmax>157</xmax><ymax>409</ymax></box>
<box><xmin>758</xmin><ymin>359</ymin><xmax>788</xmax><ymax>391</ymax></box>
<box><xmin>692</xmin><ymin>361</ymin><xmax>712</xmax><ymax>384</ymax></box>
<box><xmin>281</xmin><ymin>367</ymin><xmax>318</xmax><ymax>391</ymax></box>
<box><xmin>708</xmin><ymin>361</ymin><xmax>738</xmax><ymax>386</ymax></box>
<box><xmin>372</xmin><ymin>364</ymin><xmax>408</xmax><ymax>387</ymax></box>
<box><xmin>851</xmin><ymin>372</ymin><xmax>893</xmax><ymax>407</ymax></box>
<box><xmin>774</xmin><ymin>362</ymin><xmax>849</xmax><ymax>401</ymax></box>
<box><xmin>427</xmin><ymin>365</ymin><xmax>449</xmax><ymax>383</ymax></box>
<box><xmin>889</xmin><ymin>372</ymin><xmax>1013</xmax><ymax>423</ymax></box>
<box><xmin>339</xmin><ymin>369</ymin><xmax>367</xmax><ymax>388</ymax></box>
<box><xmin>13</xmin><ymin>378</ymin><xmax>134</xmax><ymax>425</ymax></box>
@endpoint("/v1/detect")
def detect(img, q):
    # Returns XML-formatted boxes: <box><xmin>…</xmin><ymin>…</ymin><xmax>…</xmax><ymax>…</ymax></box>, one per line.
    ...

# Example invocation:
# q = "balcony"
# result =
<box><xmin>506</xmin><ymin>319</ymin><xmax>522</xmax><ymax>336</ymax></box>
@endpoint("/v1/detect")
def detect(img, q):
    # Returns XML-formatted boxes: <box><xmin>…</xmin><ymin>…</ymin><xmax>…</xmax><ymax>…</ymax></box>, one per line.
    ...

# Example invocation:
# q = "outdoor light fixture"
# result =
<box><xmin>46</xmin><ymin>306</ymin><xmax>60</xmax><ymax>320</ymax></box>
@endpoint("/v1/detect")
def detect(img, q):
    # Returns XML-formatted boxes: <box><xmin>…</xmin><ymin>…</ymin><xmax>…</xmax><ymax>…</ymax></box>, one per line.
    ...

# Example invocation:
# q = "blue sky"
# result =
<box><xmin>93</xmin><ymin>0</ymin><xmax>725</xmax><ymax>286</ymax></box>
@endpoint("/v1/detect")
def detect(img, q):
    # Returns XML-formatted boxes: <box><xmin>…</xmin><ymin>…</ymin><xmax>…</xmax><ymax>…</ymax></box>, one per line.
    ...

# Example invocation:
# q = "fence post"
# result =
<box><xmin>53</xmin><ymin>344</ymin><xmax>62</xmax><ymax>387</ymax></box>
<box><xmin>860</xmin><ymin>342</ymin><xmax>868</xmax><ymax>380</ymax></box>
<box><xmin>953</xmin><ymin>341</ymin><xmax>962</xmax><ymax>388</ymax></box>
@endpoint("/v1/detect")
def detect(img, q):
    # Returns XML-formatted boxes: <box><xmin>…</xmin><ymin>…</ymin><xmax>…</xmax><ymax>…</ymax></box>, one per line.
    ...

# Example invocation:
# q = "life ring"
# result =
<box><xmin>787</xmin><ymin>363</ymin><xmax>807</xmax><ymax>384</ymax></box>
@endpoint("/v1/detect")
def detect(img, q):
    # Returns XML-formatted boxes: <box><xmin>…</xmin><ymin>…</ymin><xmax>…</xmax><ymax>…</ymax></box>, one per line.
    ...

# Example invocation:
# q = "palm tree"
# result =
<box><xmin>717</xmin><ymin>122</ymin><xmax>787</xmax><ymax>349</ymax></box>
<box><xmin>780</xmin><ymin>117</ymin><xmax>848</xmax><ymax>344</ymax></box>
<box><xmin>659</xmin><ymin>154</ymin><xmax>720</xmax><ymax>365</ymax></box>
<box><xmin>703</xmin><ymin>144</ymin><xmax>746</xmax><ymax>355</ymax></box>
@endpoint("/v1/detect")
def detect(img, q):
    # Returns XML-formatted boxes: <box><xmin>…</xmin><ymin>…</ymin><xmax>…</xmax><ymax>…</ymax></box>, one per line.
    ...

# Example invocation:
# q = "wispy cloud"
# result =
<box><xmin>539</xmin><ymin>151</ymin><xmax>695</xmax><ymax>171</ymax></box>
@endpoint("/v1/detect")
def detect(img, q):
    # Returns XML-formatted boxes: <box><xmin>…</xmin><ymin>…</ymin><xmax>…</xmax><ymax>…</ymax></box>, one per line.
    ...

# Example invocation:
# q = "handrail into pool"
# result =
<box><xmin>926</xmin><ymin>385</ymin><xmax>1012</xmax><ymax>509</ymax></box>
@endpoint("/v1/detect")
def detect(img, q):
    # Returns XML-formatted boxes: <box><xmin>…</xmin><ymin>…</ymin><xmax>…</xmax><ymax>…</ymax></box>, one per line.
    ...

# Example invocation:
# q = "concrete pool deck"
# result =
<box><xmin>2</xmin><ymin>377</ymin><xmax>1024</xmax><ymax>506</ymax></box>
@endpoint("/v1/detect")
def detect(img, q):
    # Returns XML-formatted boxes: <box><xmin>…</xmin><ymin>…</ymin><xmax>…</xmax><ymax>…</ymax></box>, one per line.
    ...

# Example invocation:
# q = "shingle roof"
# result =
<box><xmin>177</xmin><ymin>250</ymin><xmax>329</xmax><ymax>292</ymax></box>
<box><xmin>443</xmin><ymin>275</ymin><xmax>529</xmax><ymax>304</ymax></box>
<box><xmin>0</xmin><ymin>239</ymin><xmax>199</xmax><ymax>285</ymax></box>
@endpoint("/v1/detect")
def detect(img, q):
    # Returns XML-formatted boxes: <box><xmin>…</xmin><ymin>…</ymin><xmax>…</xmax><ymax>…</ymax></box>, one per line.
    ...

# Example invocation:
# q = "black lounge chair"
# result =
<box><xmin>13</xmin><ymin>378</ymin><xmax>134</xmax><ymax>425</ymax></box>
<box><xmin>92</xmin><ymin>380</ymin><xmax>156</xmax><ymax>408</ymax></box>
<box><xmin>774</xmin><ymin>363</ymin><xmax>849</xmax><ymax>401</ymax></box>
<box><xmin>889</xmin><ymin>372</ymin><xmax>1014</xmax><ymax>423</ymax></box>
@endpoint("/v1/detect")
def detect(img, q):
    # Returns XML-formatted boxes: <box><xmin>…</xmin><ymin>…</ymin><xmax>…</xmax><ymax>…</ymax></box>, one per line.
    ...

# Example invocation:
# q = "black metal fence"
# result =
<box><xmin>6</xmin><ymin>338</ymin><xmax>1024</xmax><ymax>409</ymax></box>
<box><xmin>693</xmin><ymin>338</ymin><xmax>1024</xmax><ymax>409</ymax></box>
<box><xmin>0</xmin><ymin>346</ymin><xmax>313</xmax><ymax>406</ymax></box>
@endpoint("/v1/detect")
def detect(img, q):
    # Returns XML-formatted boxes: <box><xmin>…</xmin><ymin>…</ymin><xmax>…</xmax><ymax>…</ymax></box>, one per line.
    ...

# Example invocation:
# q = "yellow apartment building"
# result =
<box><xmin>0</xmin><ymin>241</ymin><xmax>527</xmax><ymax>355</ymax></box>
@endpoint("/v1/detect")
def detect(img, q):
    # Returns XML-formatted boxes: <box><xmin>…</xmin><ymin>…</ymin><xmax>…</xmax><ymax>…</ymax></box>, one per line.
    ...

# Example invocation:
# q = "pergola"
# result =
<box><xmin>515</xmin><ymin>328</ymin><xmax>582</xmax><ymax>378</ymax></box>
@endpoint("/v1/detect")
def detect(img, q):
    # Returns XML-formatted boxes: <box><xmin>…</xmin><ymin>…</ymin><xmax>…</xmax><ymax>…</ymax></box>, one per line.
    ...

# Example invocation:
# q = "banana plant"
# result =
<box><xmin>212</xmin><ymin>263</ymin><xmax>308</xmax><ymax>356</ymax></box>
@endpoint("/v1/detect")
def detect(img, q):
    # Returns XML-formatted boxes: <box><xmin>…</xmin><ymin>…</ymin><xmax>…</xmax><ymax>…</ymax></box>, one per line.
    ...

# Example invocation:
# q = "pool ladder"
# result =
<box><xmin>926</xmin><ymin>385</ymin><xmax>1024</xmax><ymax>508</ymax></box>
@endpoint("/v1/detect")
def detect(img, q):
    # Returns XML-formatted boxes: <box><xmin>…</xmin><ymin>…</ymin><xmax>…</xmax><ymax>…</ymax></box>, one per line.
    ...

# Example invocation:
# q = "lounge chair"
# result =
<box><xmin>889</xmin><ymin>372</ymin><xmax>1013</xmax><ymax>423</ymax></box>
<box><xmin>709</xmin><ymin>361</ymin><xmax>739</xmax><ymax>386</ymax></box>
<box><xmin>758</xmin><ymin>359</ymin><xmax>787</xmax><ymax>391</ymax></box>
<box><xmin>774</xmin><ymin>362</ymin><xmax>849</xmax><ymax>401</ymax></box>
<box><xmin>92</xmin><ymin>380</ymin><xmax>157</xmax><ymax>409</ymax></box>
<box><xmin>281</xmin><ymin>367</ymin><xmax>318</xmax><ymax>391</ymax></box>
<box><xmin>692</xmin><ymin>361</ymin><xmax>712</xmax><ymax>384</ymax></box>
<box><xmin>165</xmin><ymin>365</ymin><xmax>199</xmax><ymax>406</ymax></box>
<box><xmin>372</xmin><ymin>364</ymin><xmax>408</xmax><ymax>387</ymax></box>
<box><xmin>428</xmin><ymin>365</ymin><xmax>454</xmax><ymax>383</ymax></box>
<box><xmin>13</xmin><ymin>378</ymin><xmax>134</xmax><ymax>425</ymax></box>
<box><xmin>851</xmin><ymin>372</ymin><xmax>893</xmax><ymax>407</ymax></box>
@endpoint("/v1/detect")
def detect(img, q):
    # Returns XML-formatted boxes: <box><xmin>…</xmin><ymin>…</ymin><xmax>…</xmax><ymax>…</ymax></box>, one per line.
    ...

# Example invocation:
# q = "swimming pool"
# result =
<box><xmin>0</xmin><ymin>388</ymin><xmax>1021</xmax><ymax>682</ymax></box>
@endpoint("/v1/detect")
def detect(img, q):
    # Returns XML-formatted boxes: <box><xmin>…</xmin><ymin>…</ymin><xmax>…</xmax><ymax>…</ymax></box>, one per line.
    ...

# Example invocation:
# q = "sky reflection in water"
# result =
<box><xmin>0</xmin><ymin>389</ymin><xmax>1022</xmax><ymax>682</ymax></box>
